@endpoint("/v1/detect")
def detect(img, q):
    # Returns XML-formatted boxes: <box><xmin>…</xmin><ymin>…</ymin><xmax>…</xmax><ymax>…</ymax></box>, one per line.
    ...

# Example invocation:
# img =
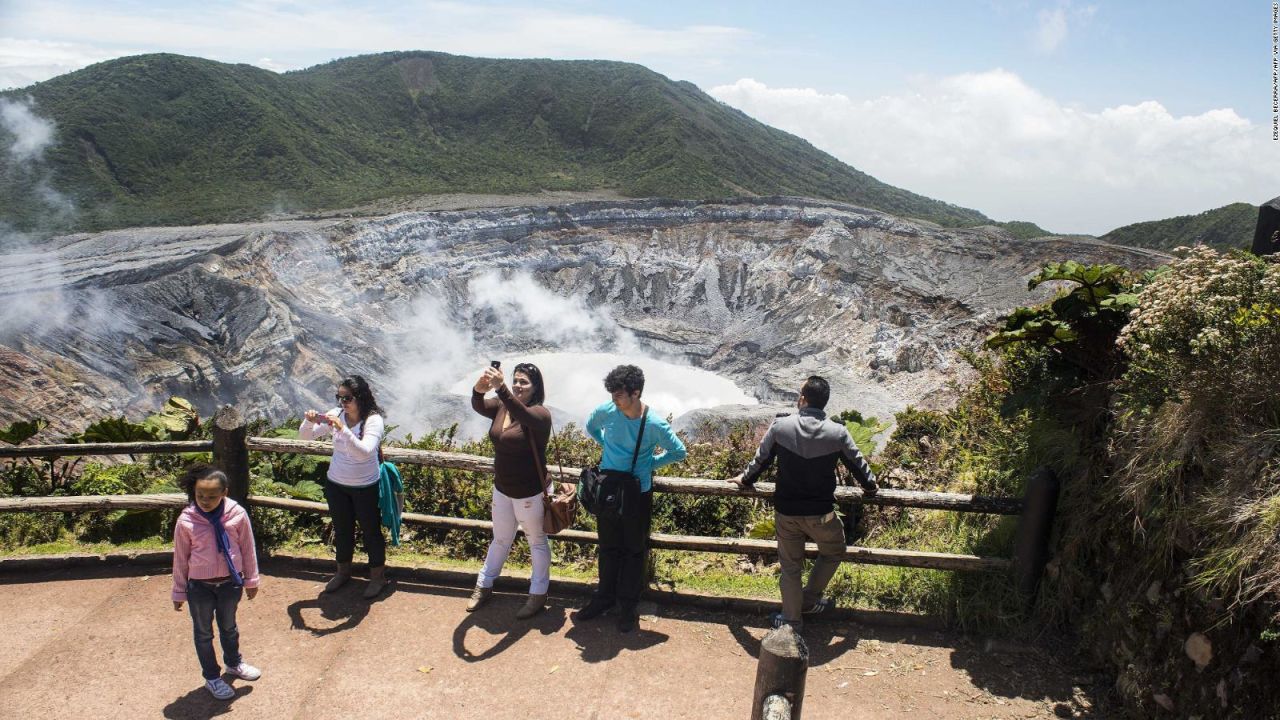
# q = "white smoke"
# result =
<box><xmin>0</xmin><ymin>99</ymin><xmax>97</xmax><ymax>345</ymax></box>
<box><xmin>388</xmin><ymin>291</ymin><xmax>478</xmax><ymax>421</ymax></box>
<box><xmin>467</xmin><ymin>351</ymin><xmax>757</xmax><ymax>428</ymax></box>
<box><xmin>0</xmin><ymin>97</ymin><xmax>54</xmax><ymax>161</ymax></box>
<box><xmin>387</xmin><ymin>270</ymin><xmax>755</xmax><ymax>437</ymax></box>
<box><xmin>0</xmin><ymin>228</ymin><xmax>70</xmax><ymax>338</ymax></box>
<box><xmin>0</xmin><ymin>96</ymin><xmax>74</xmax><ymax>231</ymax></box>
<box><xmin>467</xmin><ymin>270</ymin><xmax>639</xmax><ymax>352</ymax></box>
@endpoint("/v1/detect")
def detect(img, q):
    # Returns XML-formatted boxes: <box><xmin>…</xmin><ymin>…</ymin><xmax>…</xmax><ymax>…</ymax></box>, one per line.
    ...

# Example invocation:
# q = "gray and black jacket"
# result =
<box><xmin>741</xmin><ymin>407</ymin><xmax>878</xmax><ymax>516</ymax></box>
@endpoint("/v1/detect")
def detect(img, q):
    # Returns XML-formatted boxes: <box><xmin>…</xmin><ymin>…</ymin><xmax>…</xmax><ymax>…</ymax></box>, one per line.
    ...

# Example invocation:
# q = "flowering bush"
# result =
<box><xmin>1119</xmin><ymin>246</ymin><xmax>1280</xmax><ymax>413</ymax></box>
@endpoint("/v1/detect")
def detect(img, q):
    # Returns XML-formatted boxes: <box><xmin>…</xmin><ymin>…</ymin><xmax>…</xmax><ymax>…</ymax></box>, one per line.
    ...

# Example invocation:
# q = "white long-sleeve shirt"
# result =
<box><xmin>299</xmin><ymin>408</ymin><xmax>384</xmax><ymax>487</ymax></box>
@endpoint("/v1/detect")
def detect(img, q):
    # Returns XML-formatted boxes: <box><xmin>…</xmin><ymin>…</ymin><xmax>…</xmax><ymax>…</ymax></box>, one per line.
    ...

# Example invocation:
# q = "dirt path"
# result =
<box><xmin>0</xmin><ymin>563</ymin><xmax>1101</xmax><ymax>719</ymax></box>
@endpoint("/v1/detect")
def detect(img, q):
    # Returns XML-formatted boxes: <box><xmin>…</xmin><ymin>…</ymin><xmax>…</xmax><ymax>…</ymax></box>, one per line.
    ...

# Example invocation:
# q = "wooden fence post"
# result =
<box><xmin>211</xmin><ymin>406</ymin><xmax>250</xmax><ymax>506</ymax></box>
<box><xmin>1012</xmin><ymin>466</ymin><xmax>1060</xmax><ymax>604</ymax></box>
<box><xmin>751</xmin><ymin>623</ymin><xmax>808</xmax><ymax>720</ymax></box>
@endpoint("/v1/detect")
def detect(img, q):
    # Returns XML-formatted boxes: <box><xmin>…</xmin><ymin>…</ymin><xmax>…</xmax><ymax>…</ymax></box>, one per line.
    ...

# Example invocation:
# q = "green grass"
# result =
<box><xmin>0</xmin><ymin>530</ymin><xmax>169</xmax><ymax>556</ymax></box>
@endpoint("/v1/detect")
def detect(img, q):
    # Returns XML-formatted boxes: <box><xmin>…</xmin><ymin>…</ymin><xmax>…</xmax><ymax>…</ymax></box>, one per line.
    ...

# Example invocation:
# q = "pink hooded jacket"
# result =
<box><xmin>171</xmin><ymin>497</ymin><xmax>260</xmax><ymax>602</ymax></box>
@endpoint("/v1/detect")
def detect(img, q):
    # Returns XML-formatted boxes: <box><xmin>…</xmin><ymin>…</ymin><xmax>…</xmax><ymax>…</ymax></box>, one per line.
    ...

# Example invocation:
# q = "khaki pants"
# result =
<box><xmin>775</xmin><ymin>510</ymin><xmax>846</xmax><ymax>624</ymax></box>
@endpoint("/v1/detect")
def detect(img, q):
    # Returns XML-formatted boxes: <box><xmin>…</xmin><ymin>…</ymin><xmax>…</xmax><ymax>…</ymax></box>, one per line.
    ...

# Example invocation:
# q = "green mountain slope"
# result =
<box><xmin>1</xmin><ymin>51</ymin><xmax>1009</xmax><ymax>233</ymax></box>
<box><xmin>1100</xmin><ymin>202</ymin><xmax>1256</xmax><ymax>252</ymax></box>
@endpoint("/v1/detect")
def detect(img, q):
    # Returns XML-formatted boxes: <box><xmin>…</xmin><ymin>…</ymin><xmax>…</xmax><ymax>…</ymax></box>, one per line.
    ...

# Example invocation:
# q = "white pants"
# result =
<box><xmin>478</xmin><ymin>485</ymin><xmax>550</xmax><ymax>595</ymax></box>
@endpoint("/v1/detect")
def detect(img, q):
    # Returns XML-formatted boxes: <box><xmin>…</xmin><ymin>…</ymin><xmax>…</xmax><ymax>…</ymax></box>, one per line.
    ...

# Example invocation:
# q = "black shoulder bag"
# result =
<box><xmin>578</xmin><ymin>408</ymin><xmax>648</xmax><ymax>520</ymax></box>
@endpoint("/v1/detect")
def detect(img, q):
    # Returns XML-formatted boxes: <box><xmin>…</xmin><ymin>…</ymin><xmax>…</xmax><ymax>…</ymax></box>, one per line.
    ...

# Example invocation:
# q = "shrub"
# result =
<box><xmin>0</xmin><ymin>512</ymin><xmax>65</xmax><ymax>547</ymax></box>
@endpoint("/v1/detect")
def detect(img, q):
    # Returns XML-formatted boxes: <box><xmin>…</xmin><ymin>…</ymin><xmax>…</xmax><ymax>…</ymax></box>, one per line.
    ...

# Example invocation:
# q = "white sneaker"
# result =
<box><xmin>225</xmin><ymin>662</ymin><xmax>262</xmax><ymax>681</ymax></box>
<box><xmin>224</xmin><ymin>661</ymin><xmax>261</xmax><ymax>676</ymax></box>
<box><xmin>205</xmin><ymin>677</ymin><xmax>235</xmax><ymax>700</ymax></box>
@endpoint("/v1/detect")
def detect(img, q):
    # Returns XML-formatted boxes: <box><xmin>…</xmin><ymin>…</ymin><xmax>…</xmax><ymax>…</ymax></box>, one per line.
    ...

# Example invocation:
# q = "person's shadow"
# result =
<box><xmin>286</xmin><ymin>584</ymin><xmax>389</xmax><ymax>636</ymax></box>
<box><xmin>162</xmin><ymin>683</ymin><xmax>253</xmax><ymax>719</ymax></box>
<box><xmin>451</xmin><ymin>596</ymin><xmax>568</xmax><ymax>662</ymax></box>
<box><xmin>726</xmin><ymin>618</ymin><xmax>861</xmax><ymax>666</ymax></box>
<box><xmin>564</xmin><ymin>606</ymin><xmax>671</xmax><ymax>663</ymax></box>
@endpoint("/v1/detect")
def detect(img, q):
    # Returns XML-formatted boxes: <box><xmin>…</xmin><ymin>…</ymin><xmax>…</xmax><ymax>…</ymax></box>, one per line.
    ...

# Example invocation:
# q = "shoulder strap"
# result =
<box><xmin>525</xmin><ymin>419</ymin><xmax>554</xmax><ymax>491</ymax></box>
<box><xmin>629</xmin><ymin>406</ymin><xmax>648</xmax><ymax>475</ymax></box>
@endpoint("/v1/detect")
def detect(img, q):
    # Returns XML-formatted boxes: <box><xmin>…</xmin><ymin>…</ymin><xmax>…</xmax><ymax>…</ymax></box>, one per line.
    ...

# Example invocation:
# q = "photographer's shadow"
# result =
<box><xmin>565</xmin><ymin>608</ymin><xmax>670</xmax><ymax>663</ymax></box>
<box><xmin>286</xmin><ymin>585</ymin><xmax>387</xmax><ymax>636</ymax></box>
<box><xmin>451</xmin><ymin>597</ymin><xmax>568</xmax><ymax>662</ymax></box>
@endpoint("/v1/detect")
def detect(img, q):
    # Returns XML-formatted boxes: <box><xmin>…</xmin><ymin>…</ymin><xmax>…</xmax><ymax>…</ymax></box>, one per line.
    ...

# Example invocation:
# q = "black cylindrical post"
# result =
<box><xmin>751</xmin><ymin>624</ymin><xmax>808</xmax><ymax>720</ymax></box>
<box><xmin>211</xmin><ymin>405</ymin><xmax>250</xmax><ymax>505</ymax></box>
<box><xmin>1012</xmin><ymin>466</ymin><xmax>1060</xmax><ymax>604</ymax></box>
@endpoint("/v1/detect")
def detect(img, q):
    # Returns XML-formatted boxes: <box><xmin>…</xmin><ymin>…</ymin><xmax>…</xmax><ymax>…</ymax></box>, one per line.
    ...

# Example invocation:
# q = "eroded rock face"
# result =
<box><xmin>0</xmin><ymin>198</ymin><xmax>1169</xmax><ymax>436</ymax></box>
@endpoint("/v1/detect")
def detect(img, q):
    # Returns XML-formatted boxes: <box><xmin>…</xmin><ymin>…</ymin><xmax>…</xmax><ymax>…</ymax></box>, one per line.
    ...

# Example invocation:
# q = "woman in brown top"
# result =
<box><xmin>467</xmin><ymin>361</ymin><xmax>553</xmax><ymax>619</ymax></box>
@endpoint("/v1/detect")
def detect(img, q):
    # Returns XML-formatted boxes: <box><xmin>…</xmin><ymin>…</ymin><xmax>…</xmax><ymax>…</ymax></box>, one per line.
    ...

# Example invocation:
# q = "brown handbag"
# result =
<box><xmin>528</xmin><ymin>423</ymin><xmax>578</xmax><ymax>534</ymax></box>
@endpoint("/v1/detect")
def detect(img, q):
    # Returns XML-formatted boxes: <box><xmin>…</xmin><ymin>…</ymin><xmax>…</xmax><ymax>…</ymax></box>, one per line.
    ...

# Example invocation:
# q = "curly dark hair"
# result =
<box><xmin>604</xmin><ymin>364</ymin><xmax>645</xmax><ymax>395</ymax></box>
<box><xmin>340</xmin><ymin>375</ymin><xmax>386</xmax><ymax>427</ymax></box>
<box><xmin>513</xmin><ymin>362</ymin><xmax>546</xmax><ymax>406</ymax></box>
<box><xmin>180</xmin><ymin>463</ymin><xmax>228</xmax><ymax>503</ymax></box>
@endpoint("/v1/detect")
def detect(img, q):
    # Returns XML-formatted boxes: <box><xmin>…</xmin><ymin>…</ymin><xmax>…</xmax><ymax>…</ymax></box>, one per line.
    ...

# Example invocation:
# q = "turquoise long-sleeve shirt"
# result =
<box><xmin>585</xmin><ymin>401</ymin><xmax>687</xmax><ymax>492</ymax></box>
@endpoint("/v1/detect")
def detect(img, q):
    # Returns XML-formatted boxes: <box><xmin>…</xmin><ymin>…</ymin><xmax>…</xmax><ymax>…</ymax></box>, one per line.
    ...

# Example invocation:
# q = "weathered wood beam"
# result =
<box><xmin>0</xmin><ymin>441</ymin><xmax>213</xmax><ymax>458</ymax></box>
<box><xmin>242</xmin><ymin>438</ymin><xmax>1024</xmax><ymax>515</ymax></box>
<box><xmin>0</xmin><ymin>494</ymin><xmax>188</xmax><ymax>511</ymax></box>
<box><xmin>0</xmin><ymin>493</ymin><xmax>1010</xmax><ymax>572</ymax></box>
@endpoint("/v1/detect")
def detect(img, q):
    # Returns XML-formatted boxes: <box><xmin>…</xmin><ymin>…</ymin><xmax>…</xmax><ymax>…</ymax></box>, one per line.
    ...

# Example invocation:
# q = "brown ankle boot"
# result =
<box><xmin>466</xmin><ymin>585</ymin><xmax>492</xmax><ymax>612</ymax></box>
<box><xmin>324</xmin><ymin>562</ymin><xmax>351</xmax><ymax>593</ymax></box>
<box><xmin>515</xmin><ymin>593</ymin><xmax>547</xmax><ymax>620</ymax></box>
<box><xmin>363</xmin><ymin>565</ymin><xmax>387</xmax><ymax>599</ymax></box>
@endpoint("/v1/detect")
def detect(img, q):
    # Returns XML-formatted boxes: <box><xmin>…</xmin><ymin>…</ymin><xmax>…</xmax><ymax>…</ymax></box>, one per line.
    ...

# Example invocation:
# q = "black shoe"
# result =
<box><xmin>616</xmin><ymin>608</ymin><xmax>639</xmax><ymax>633</ymax></box>
<box><xmin>575</xmin><ymin>598</ymin><xmax>614</xmax><ymax>621</ymax></box>
<box><xmin>802</xmin><ymin>598</ymin><xmax>833</xmax><ymax>616</ymax></box>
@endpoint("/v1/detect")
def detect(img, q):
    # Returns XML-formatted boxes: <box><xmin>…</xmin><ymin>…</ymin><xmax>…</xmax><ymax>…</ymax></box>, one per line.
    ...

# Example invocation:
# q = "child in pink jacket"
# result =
<box><xmin>171</xmin><ymin>464</ymin><xmax>261</xmax><ymax>700</ymax></box>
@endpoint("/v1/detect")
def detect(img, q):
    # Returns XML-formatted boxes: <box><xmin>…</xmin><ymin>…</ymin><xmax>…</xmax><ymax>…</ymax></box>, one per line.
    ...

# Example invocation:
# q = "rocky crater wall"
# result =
<box><xmin>0</xmin><ymin>198</ymin><xmax>1169</xmax><ymax>436</ymax></box>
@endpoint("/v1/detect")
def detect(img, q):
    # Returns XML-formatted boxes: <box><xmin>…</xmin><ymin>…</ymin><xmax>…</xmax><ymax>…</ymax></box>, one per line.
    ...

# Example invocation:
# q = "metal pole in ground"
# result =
<box><xmin>750</xmin><ymin>623</ymin><xmax>808</xmax><ymax>720</ymax></box>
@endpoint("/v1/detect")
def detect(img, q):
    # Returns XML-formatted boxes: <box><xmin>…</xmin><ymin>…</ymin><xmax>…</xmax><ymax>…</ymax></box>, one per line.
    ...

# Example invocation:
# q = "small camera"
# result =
<box><xmin>490</xmin><ymin>360</ymin><xmax>501</xmax><ymax>369</ymax></box>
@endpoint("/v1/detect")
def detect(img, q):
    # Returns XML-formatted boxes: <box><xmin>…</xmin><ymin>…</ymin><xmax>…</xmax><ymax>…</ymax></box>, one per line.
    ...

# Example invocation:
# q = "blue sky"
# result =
<box><xmin>1</xmin><ymin>0</ymin><xmax>1277</xmax><ymax>233</ymax></box>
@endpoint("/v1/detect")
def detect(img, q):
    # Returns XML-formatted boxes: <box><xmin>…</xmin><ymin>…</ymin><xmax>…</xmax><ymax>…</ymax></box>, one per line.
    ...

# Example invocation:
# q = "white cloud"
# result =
<box><xmin>254</xmin><ymin>57</ymin><xmax>296</xmax><ymax>73</ymax></box>
<box><xmin>1032</xmin><ymin>2</ymin><xmax>1097</xmax><ymax>55</ymax></box>
<box><xmin>0</xmin><ymin>1</ymin><xmax>751</xmax><ymax>86</ymax></box>
<box><xmin>710</xmin><ymin>70</ymin><xmax>1280</xmax><ymax>235</ymax></box>
<box><xmin>1035</xmin><ymin>8</ymin><xmax>1068</xmax><ymax>53</ymax></box>
<box><xmin>0</xmin><ymin>38</ymin><xmax>132</xmax><ymax>90</ymax></box>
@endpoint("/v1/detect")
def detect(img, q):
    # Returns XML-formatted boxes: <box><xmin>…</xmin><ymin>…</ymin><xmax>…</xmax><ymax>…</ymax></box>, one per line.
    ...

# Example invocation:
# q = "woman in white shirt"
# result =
<box><xmin>300</xmin><ymin>375</ymin><xmax>388</xmax><ymax>599</ymax></box>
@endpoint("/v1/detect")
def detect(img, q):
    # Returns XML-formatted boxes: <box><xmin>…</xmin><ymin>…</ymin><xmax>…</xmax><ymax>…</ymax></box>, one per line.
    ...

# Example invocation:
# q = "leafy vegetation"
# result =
<box><xmin>1101</xmin><ymin>202</ymin><xmax>1256</xmax><ymax>252</ymax></box>
<box><xmin>0</xmin><ymin>396</ymin><xmax>1018</xmax><ymax>623</ymax></box>
<box><xmin>0</xmin><ymin>419</ymin><xmax>47</xmax><ymax>445</ymax></box>
<box><xmin>1</xmin><ymin>51</ymin><xmax>1024</xmax><ymax>234</ymax></box>
<box><xmin>911</xmin><ymin>248</ymin><xmax>1280</xmax><ymax>717</ymax></box>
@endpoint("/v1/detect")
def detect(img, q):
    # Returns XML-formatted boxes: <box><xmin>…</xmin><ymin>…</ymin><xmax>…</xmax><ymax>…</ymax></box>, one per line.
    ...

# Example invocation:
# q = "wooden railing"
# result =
<box><xmin>0</xmin><ymin>406</ymin><xmax>1060</xmax><ymax>593</ymax></box>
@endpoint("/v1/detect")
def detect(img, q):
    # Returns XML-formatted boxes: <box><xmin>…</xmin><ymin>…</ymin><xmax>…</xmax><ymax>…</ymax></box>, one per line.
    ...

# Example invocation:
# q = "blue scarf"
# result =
<box><xmin>195</xmin><ymin>500</ymin><xmax>244</xmax><ymax>588</ymax></box>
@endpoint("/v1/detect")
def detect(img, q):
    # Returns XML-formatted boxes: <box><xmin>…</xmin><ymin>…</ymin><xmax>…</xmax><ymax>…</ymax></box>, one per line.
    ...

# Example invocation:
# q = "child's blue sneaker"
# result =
<box><xmin>205</xmin><ymin>677</ymin><xmax>235</xmax><ymax>700</ymax></box>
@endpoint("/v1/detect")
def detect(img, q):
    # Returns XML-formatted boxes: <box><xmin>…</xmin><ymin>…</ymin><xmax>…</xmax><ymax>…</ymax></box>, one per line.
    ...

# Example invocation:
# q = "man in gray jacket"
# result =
<box><xmin>730</xmin><ymin>375</ymin><xmax>878</xmax><ymax>629</ymax></box>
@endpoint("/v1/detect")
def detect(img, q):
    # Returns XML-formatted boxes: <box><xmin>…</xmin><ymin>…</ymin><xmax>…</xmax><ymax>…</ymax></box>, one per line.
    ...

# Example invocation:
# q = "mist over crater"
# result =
<box><xmin>0</xmin><ymin>198</ymin><xmax>1169</xmax><ymax>438</ymax></box>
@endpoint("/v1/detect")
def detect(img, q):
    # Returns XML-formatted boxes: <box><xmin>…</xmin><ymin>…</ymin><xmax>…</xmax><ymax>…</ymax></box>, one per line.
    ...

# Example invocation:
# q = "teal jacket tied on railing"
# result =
<box><xmin>377</xmin><ymin>461</ymin><xmax>403</xmax><ymax>546</ymax></box>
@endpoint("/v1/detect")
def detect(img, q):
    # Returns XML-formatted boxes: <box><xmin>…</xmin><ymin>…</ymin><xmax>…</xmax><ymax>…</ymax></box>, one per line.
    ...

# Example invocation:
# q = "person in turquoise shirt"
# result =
<box><xmin>575</xmin><ymin>364</ymin><xmax>687</xmax><ymax>633</ymax></box>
